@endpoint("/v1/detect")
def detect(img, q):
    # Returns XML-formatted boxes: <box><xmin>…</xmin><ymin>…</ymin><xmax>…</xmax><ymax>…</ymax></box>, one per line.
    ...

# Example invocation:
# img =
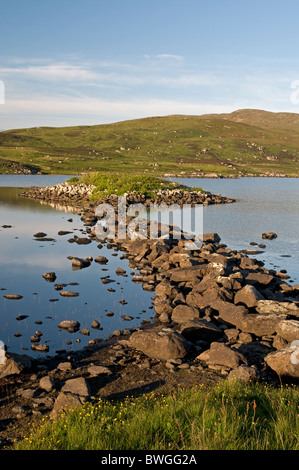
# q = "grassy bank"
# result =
<box><xmin>14</xmin><ymin>381</ymin><xmax>299</xmax><ymax>451</ymax></box>
<box><xmin>1</xmin><ymin>110</ymin><xmax>299</xmax><ymax>177</ymax></box>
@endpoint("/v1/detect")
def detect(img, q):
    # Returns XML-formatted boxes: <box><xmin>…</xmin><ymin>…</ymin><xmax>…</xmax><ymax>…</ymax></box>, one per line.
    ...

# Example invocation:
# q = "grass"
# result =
<box><xmin>14</xmin><ymin>380</ymin><xmax>299</xmax><ymax>451</ymax></box>
<box><xmin>70</xmin><ymin>172</ymin><xmax>203</xmax><ymax>200</ymax></box>
<box><xmin>0</xmin><ymin>110</ymin><xmax>298</xmax><ymax>177</ymax></box>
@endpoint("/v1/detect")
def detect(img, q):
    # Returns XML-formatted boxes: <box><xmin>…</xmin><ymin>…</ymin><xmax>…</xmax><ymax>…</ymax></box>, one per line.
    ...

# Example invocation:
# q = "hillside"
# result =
<box><xmin>0</xmin><ymin>109</ymin><xmax>298</xmax><ymax>177</ymax></box>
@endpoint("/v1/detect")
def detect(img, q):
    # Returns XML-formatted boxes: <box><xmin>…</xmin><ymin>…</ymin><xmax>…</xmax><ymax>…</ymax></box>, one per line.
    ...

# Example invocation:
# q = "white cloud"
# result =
<box><xmin>0</xmin><ymin>63</ymin><xmax>98</xmax><ymax>81</ymax></box>
<box><xmin>156</xmin><ymin>54</ymin><xmax>184</xmax><ymax>61</ymax></box>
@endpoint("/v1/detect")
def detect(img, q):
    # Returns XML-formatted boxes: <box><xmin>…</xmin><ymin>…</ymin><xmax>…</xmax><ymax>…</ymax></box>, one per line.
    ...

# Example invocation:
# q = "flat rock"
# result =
<box><xmin>256</xmin><ymin>300</ymin><xmax>299</xmax><ymax>318</ymax></box>
<box><xmin>128</xmin><ymin>326</ymin><xmax>190</xmax><ymax>361</ymax></box>
<box><xmin>60</xmin><ymin>291</ymin><xmax>79</xmax><ymax>297</ymax></box>
<box><xmin>199</xmin><ymin>342</ymin><xmax>246</xmax><ymax>369</ymax></box>
<box><xmin>58</xmin><ymin>320</ymin><xmax>80</xmax><ymax>331</ymax></box>
<box><xmin>3</xmin><ymin>294</ymin><xmax>23</xmax><ymax>300</ymax></box>
<box><xmin>95</xmin><ymin>256</ymin><xmax>108</xmax><ymax>264</ymax></box>
<box><xmin>87</xmin><ymin>365</ymin><xmax>113</xmax><ymax>376</ymax></box>
<box><xmin>61</xmin><ymin>377</ymin><xmax>91</xmax><ymax>397</ymax></box>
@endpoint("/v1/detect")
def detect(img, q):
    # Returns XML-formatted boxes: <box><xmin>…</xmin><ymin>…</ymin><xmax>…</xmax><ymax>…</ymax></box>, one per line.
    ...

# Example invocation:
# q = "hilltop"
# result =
<box><xmin>0</xmin><ymin>109</ymin><xmax>298</xmax><ymax>177</ymax></box>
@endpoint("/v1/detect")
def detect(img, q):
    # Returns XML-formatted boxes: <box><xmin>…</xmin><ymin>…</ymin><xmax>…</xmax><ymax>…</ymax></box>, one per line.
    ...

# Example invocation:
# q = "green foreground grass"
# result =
<box><xmin>14</xmin><ymin>381</ymin><xmax>299</xmax><ymax>451</ymax></box>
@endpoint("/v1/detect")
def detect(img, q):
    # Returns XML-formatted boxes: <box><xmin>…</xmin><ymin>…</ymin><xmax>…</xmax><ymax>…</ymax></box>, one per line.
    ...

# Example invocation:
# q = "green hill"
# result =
<box><xmin>0</xmin><ymin>109</ymin><xmax>298</xmax><ymax>177</ymax></box>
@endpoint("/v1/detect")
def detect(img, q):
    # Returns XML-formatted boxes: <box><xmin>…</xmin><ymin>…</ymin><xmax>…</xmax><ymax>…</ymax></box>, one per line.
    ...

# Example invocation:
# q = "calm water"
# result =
<box><xmin>170</xmin><ymin>177</ymin><xmax>299</xmax><ymax>284</ymax></box>
<box><xmin>0</xmin><ymin>175</ymin><xmax>298</xmax><ymax>358</ymax></box>
<box><xmin>0</xmin><ymin>176</ymin><xmax>154</xmax><ymax>357</ymax></box>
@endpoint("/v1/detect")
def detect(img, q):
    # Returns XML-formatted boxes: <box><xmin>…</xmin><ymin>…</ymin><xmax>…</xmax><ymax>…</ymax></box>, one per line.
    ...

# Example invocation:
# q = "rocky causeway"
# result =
<box><xmin>0</xmin><ymin>182</ymin><xmax>298</xmax><ymax>448</ymax></box>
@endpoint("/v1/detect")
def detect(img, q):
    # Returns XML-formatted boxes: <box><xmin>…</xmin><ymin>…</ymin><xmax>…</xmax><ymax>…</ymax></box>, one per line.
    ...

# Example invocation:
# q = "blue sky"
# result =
<box><xmin>1</xmin><ymin>0</ymin><xmax>299</xmax><ymax>130</ymax></box>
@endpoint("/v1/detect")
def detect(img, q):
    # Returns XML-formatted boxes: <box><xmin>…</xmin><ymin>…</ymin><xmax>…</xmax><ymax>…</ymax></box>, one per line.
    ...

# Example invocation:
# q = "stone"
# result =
<box><xmin>169</xmin><ymin>265</ymin><xmax>207</xmax><ymax>283</ymax></box>
<box><xmin>256</xmin><ymin>300</ymin><xmax>299</xmax><ymax>318</ymax></box>
<box><xmin>227</xmin><ymin>365</ymin><xmax>258</xmax><ymax>383</ymax></box>
<box><xmin>58</xmin><ymin>320</ymin><xmax>80</xmax><ymax>331</ymax></box>
<box><xmin>202</xmin><ymin>342</ymin><xmax>246</xmax><ymax>369</ymax></box>
<box><xmin>61</xmin><ymin>377</ymin><xmax>91</xmax><ymax>397</ymax></box>
<box><xmin>262</xmin><ymin>232</ymin><xmax>277</xmax><ymax>240</ymax></box>
<box><xmin>171</xmin><ymin>304</ymin><xmax>200</xmax><ymax>323</ymax></box>
<box><xmin>276</xmin><ymin>320</ymin><xmax>299</xmax><ymax>343</ymax></box>
<box><xmin>213</xmin><ymin>300</ymin><xmax>248</xmax><ymax>329</ymax></box>
<box><xmin>245</xmin><ymin>272</ymin><xmax>274</xmax><ymax>286</ymax></box>
<box><xmin>3</xmin><ymin>294</ymin><xmax>23</xmax><ymax>300</ymax></box>
<box><xmin>80</xmin><ymin>328</ymin><xmax>90</xmax><ymax>336</ymax></box>
<box><xmin>239</xmin><ymin>314</ymin><xmax>287</xmax><ymax>337</ymax></box>
<box><xmin>57</xmin><ymin>362</ymin><xmax>73</xmax><ymax>372</ymax></box>
<box><xmin>34</xmin><ymin>232</ymin><xmax>47</xmax><ymax>238</ymax></box>
<box><xmin>265</xmin><ymin>345</ymin><xmax>299</xmax><ymax>380</ymax></box>
<box><xmin>154</xmin><ymin>298</ymin><xmax>173</xmax><ymax>316</ymax></box>
<box><xmin>238</xmin><ymin>332</ymin><xmax>254</xmax><ymax>344</ymax></box>
<box><xmin>116</xmin><ymin>267</ymin><xmax>126</xmax><ymax>275</ymax></box>
<box><xmin>75</xmin><ymin>237</ymin><xmax>91</xmax><ymax>245</ymax></box>
<box><xmin>71</xmin><ymin>257</ymin><xmax>91</xmax><ymax>269</ymax></box>
<box><xmin>0</xmin><ymin>353</ymin><xmax>32</xmax><ymax>379</ymax></box>
<box><xmin>224</xmin><ymin>328</ymin><xmax>240</xmax><ymax>343</ymax></box>
<box><xmin>42</xmin><ymin>272</ymin><xmax>57</xmax><ymax>282</ymax></box>
<box><xmin>87</xmin><ymin>365</ymin><xmax>113</xmax><ymax>376</ymax></box>
<box><xmin>51</xmin><ymin>392</ymin><xmax>86</xmax><ymax>420</ymax></box>
<box><xmin>39</xmin><ymin>375</ymin><xmax>54</xmax><ymax>392</ymax></box>
<box><xmin>31</xmin><ymin>343</ymin><xmax>49</xmax><ymax>353</ymax></box>
<box><xmin>20</xmin><ymin>388</ymin><xmax>37</xmax><ymax>399</ymax></box>
<box><xmin>95</xmin><ymin>256</ymin><xmax>108</xmax><ymax>264</ymax></box>
<box><xmin>128</xmin><ymin>326</ymin><xmax>189</xmax><ymax>361</ymax></box>
<box><xmin>202</xmin><ymin>233</ymin><xmax>221</xmax><ymax>243</ymax></box>
<box><xmin>234</xmin><ymin>284</ymin><xmax>264</xmax><ymax>308</ymax></box>
<box><xmin>179</xmin><ymin>319</ymin><xmax>223</xmax><ymax>342</ymax></box>
<box><xmin>60</xmin><ymin>291</ymin><xmax>79</xmax><ymax>297</ymax></box>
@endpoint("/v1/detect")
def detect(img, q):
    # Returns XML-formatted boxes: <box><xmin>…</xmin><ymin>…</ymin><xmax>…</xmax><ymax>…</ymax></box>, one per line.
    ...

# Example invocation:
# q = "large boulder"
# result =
<box><xmin>128</xmin><ymin>327</ymin><xmax>190</xmax><ymax>361</ymax></box>
<box><xmin>234</xmin><ymin>284</ymin><xmax>264</xmax><ymax>308</ymax></box>
<box><xmin>239</xmin><ymin>314</ymin><xmax>287</xmax><ymax>337</ymax></box>
<box><xmin>265</xmin><ymin>345</ymin><xmax>299</xmax><ymax>380</ymax></box>
<box><xmin>198</xmin><ymin>342</ymin><xmax>246</xmax><ymax>369</ymax></box>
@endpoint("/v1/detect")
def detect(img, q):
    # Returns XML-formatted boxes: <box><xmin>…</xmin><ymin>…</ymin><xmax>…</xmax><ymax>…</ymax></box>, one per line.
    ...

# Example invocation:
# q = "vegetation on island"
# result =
<box><xmin>68</xmin><ymin>172</ymin><xmax>203</xmax><ymax>200</ymax></box>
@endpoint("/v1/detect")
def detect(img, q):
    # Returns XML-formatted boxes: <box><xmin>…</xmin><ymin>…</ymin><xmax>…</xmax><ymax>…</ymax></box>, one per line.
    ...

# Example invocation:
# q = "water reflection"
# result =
<box><xmin>0</xmin><ymin>177</ymin><xmax>154</xmax><ymax>357</ymax></box>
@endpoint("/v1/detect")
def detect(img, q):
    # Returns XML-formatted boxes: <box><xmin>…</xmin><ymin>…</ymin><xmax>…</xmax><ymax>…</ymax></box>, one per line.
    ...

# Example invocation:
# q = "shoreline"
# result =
<box><xmin>0</xmin><ymin>182</ymin><xmax>299</xmax><ymax>447</ymax></box>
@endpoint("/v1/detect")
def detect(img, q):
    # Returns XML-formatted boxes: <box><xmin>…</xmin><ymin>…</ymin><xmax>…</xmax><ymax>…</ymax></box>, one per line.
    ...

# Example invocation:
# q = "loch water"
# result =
<box><xmin>0</xmin><ymin>175</ymin><xmax>298</xmax><ymax>357</ymax></box>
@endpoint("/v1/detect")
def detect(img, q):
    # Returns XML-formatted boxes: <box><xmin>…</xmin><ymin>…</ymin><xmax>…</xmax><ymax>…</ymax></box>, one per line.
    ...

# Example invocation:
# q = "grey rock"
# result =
<box><xmin>61</xmin><ymin>377</ymin><xmax>91</xmax><ymax>397</ymax></box>
<box><xmin>39</xmin><ymin>375</ymin><xmax>55</xmax><ymax>392</ymax></box>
